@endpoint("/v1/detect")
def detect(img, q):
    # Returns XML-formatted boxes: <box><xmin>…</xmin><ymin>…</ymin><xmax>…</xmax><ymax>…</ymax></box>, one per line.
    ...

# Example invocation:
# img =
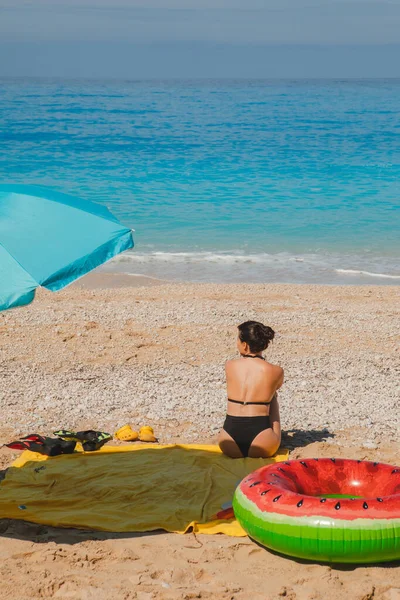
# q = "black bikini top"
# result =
<box><xmin>228</xmin><ymin>354</ymin><xmax>272</xmax><ymax>406</ymax></box>
<box><xmin>228</xmin><ymin>398</ymin><xmax>272</xmax><ymax>406</ymax></box>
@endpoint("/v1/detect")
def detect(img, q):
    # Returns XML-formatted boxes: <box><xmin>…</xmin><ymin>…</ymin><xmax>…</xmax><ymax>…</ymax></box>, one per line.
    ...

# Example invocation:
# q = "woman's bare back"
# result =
<box><xmin>225</xmin><ymin>357</ymin><xmax>283</xmax><ymax>417</ymax></box>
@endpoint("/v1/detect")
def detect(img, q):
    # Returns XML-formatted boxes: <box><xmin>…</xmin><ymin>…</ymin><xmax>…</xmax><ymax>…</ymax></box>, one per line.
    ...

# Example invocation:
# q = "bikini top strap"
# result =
<box><xmin>240</xmin><ymin>354</ymin><xmax>265</xmax><ymax>360</ymax></box>
<box><xmin>228</xmin><ymin>398</ymin><xmax>272</xmax><ymax>406</ymax></box>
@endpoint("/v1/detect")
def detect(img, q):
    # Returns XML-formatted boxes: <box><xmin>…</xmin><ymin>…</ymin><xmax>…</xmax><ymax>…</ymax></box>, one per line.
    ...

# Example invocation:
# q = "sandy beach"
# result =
<box><xmin>0</xmin><ymin>276</ymin><xmax>399</xmax><ymax>600</ymax></box>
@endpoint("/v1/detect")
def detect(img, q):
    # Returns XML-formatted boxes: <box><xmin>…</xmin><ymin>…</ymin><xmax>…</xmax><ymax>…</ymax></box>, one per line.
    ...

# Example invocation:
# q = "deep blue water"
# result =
<box><xmin>1</xmin><ymin>78</ymin><xmax>399</xmax><ymax>283</ymax></box>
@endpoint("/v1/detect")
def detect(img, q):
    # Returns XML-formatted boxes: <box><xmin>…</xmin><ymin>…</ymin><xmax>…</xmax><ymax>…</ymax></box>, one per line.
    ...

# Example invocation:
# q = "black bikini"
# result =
<box><xmin>223</xmin><ymin>354</ymin><xmax>273</xmax><ymax>458</ymax></box>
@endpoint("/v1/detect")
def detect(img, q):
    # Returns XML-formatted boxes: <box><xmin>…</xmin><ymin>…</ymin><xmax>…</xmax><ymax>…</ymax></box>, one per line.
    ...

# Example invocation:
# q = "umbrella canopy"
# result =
<box><xmin>0</xmin><ymin>185</ymin><xmax>134</xmax><ymax>311</ymax></box>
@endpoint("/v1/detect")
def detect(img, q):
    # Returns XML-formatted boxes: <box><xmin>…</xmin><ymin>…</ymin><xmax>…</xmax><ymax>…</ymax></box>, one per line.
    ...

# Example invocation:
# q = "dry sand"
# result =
<box><xmin>0</xmin><ymin>276</ymin><xmax>399</xmax><ymax>600</ymax></box>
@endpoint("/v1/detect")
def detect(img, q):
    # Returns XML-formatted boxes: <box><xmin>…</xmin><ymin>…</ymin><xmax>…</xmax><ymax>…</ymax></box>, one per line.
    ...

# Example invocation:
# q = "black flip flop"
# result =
<box><xmin>53</xmin><ymin>430</ymin><xmax>112</xmax><ymax>452</ymax></box>
<box><xmin>7</xmin><ymin>434</ymin><xmax>76</xmax><ymax>456</ymax></box>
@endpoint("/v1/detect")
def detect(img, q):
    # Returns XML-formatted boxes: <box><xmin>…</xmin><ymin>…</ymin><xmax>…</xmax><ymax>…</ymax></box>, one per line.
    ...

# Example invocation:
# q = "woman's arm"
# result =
<box><xmin>275</xmin><ymin>366</ymin><xmax>284</xmax><ymax>390</ymax></box>
<box><xmin>269</xmin><ymin>393</ymin><xmax>281</xmax><ymax>439</ymax></box>
<box><xmin>271</xmin><ymin>367</ymin><xmax>283</xmax><ymax>440</ymax></box>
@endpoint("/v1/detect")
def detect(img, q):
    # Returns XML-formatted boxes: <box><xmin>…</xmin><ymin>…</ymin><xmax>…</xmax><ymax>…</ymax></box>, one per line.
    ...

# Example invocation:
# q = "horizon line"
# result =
<box><xmin>2</xmin><ymin>75</ymin><xmax>400</xmax><ymax>83</ymax></box>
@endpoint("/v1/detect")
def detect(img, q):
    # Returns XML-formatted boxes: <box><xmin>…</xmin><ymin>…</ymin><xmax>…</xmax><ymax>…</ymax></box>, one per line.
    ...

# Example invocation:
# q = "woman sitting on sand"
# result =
<box><xmin>218</xmin><ymin>321</ymin><xmax>283</xmax><ymax>458</ymax></box>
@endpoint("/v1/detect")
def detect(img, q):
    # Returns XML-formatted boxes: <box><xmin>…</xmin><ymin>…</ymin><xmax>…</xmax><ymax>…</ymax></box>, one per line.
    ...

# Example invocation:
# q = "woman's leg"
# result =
<box><xmin>247</xmin><ymin>428</ymin><xmax>281</xmax><ymax>458</ymax></box>
<box><xmin>218</xmin><ymin>428</ymin><xmax>244</xmax><ymax>458</ymax></box>
<box><xmin>219</xmin><ymin>426</ymin><xmax>280</xmax><ymax>459</ymax></box>
<box><xmin>248</xmin><ymin>395</ymin><xmax>281</xmax><ymax>458</ymax></box>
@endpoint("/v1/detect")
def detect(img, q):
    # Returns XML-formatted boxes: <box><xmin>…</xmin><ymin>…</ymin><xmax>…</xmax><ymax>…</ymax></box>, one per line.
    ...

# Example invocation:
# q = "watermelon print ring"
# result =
<box><xmin>233</xmin><ymin>458</ymin><xmax>400</xmax><ymax>563</ymax></box>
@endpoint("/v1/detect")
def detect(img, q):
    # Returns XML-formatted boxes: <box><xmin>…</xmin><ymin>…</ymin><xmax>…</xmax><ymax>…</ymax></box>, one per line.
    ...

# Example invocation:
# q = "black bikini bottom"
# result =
<box><xmin>223</xmin><ymin>414</ymin><xmax>271</xmax><ymax>458</ymax></box>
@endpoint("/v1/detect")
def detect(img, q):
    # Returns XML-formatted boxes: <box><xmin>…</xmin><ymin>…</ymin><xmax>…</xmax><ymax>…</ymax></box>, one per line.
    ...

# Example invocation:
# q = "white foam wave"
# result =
<box><xmin>111</xmin><ymin>251</ymin><xmax>306</xmax><ymax>265</ymax></box>
<box><xmin>335</xmin><ymin>269</ymin><xmax>400</xmax><ymax>279</ymax></box>
<box><xmin>105</xmin><ymin>250</ymin><xmax>400</xmax><ymax>285</ymax></box>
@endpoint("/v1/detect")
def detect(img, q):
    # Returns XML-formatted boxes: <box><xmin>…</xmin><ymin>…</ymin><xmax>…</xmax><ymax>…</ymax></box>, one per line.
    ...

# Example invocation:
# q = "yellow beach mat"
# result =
<box><xmin>0</xmin><ymin>444</ymin><xmax>288</xmax><ymax>536</ymax></box>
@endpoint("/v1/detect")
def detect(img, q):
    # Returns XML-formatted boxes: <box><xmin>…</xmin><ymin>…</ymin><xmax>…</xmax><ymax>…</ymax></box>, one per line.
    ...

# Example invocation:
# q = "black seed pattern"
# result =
<box><xmin>335</xmin><ymin>502</ymin><xmax>341</xmax><ymax>510</ymax></box>
<box><xmin>249</xmin><ymin>481</ymin><xmax>261</xmax><ymax>487</ymax></box>
<box><xmin>373</xmin><ymin>462</ymin><xmax>379</xmax><ymax>467</ymax></box>
<box><xmin>330</xmin><ymin>458</ymin><xmax>336</xmax><ymax>463</ymax></box>
<box><xmin>271</xmin><ymin>473</ymin><xmax>280</xmax><ymax>478</ymax></box>
<box><xmin>278</xmin><ymin>468</ymin><xmax>286</xmax><ymax>473</ymax></box>
<box><xmin>357</xmin><ymin>460</ymin><xmax>362</xmax><ymax>464</ymax></box>
<box><xmin>363</xmin><ymin>502</ymin><xmax>368</xmax><ymax>509</ymax></box>
<box><xmin>261</xmin><ymin>490</ymin><xmax>271</xmax><ymax>496</ymax></box>
<box><xmin>377</xmin><ymin>498</ymin><xmax>383</xmax><ymax>502</ymax></box>
<box><xmin>314</xmin><ymin>458</ymin><xmax>319</xmax><ymax>461</ymax></box>
<box><xmin>300</xmin><ymin>461</ymin><xmax>308</xmax><ymax>468</ymax></box>
<box><xmin>284</xmin><ymin>462</ymin><xmax>291</xmax><ymax>466</ymax></box>
<box><xmin>392</xmin><ymin>469</ymin><xmax>399</xmax><ymax>474</ymax></box>
<box><xmin>297</xmin><ymin>499</ymin><xmax>304</xmax><ymax>507</ymax></box>
<box><xmin>273</xmin><ymin>495</ymin><xmax>282</xmax><ymax>502</ymax></box>
<box><xmin>320</xmin><ymin>498</ymin><xmax>327</xmax><ymax>503</ymax></box>
<box><xmin>350</xmin><ymin>498</ymin><xmax>356</xmax><ymax>501</ymax></box>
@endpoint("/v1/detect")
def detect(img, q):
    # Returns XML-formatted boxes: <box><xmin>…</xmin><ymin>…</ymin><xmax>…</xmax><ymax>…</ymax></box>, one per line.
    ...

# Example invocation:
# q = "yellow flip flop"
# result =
<box><xmin>138</xmin><ymin>426</ymin><xmax>157</xmax><ymax>443</ymax></box>
<box><xmin>114</xmin><ymin>424</ymin><xmax>139</xmax><ymax>442</ymax></box>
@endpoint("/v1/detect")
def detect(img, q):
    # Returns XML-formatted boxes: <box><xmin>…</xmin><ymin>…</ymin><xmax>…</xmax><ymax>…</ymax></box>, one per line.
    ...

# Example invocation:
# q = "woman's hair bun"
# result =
<box><xmin>259</xmin><ymin>323</ymin><xmax>275</xmax><ymax>342</ymax></box>
<box><xmin>238</xmin><ymin>321</ymin><xmax>275</xmax><ymax>353</ymax></box>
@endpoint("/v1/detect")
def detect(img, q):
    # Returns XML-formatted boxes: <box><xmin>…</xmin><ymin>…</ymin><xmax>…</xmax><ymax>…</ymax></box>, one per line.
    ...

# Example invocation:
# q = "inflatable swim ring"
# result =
<box><xmin>233</xmin><ymin>458</ymin><xmax>400</xmax><ymax>563</ymax></box>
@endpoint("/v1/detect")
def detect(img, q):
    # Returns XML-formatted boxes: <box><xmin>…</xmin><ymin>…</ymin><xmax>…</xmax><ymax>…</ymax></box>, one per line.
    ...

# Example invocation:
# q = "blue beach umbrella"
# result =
<box><xmin>0</xmin><ymin>185</ymin><xmax>134</xmax><ymax>311</ymax></box>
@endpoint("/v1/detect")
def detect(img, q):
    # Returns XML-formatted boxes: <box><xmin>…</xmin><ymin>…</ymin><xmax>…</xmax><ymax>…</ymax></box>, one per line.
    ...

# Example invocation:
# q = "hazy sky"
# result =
<box><xmin>0</xmin><ymin>0</ymin><xmax>399</xmax><ymax>77</ymax></box>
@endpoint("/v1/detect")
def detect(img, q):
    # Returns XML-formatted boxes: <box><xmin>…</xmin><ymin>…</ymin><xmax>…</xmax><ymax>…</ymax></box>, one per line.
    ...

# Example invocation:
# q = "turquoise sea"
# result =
<box><xmin>1</xmin><ymin>78</ymin><xmax>399</xmax><ymax>284</ymax></box>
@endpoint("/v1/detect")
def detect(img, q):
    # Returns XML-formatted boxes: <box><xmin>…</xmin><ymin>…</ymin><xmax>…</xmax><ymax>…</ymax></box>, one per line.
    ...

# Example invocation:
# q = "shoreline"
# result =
<box><xmin>98</xmin><ymin>247</ymin><xmax>400</xmax><ymax>287</ymax></box>
<box><xmin>74</xmin><ymin>270</ymin><xmax>400</xmax><ymax>290</ymax></box>
<box><xmin>73</xmin><ymin>272</ymin><xmax>170</xmax><ymax>289</ymax></box>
